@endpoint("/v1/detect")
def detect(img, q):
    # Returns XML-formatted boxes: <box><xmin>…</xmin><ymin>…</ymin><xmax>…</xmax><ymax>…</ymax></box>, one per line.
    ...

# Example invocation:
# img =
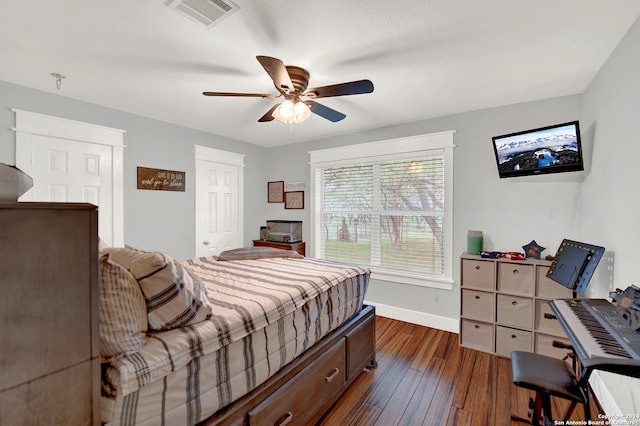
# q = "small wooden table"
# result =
<box><xmin>252</xmin><ymin>239</ymin><xmax>306</xmax><ymax>256</ymax></box>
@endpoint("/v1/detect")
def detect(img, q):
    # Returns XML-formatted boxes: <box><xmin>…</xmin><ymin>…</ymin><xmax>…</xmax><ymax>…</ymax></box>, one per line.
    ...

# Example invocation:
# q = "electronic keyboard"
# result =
<box><xmin>549</xmin><ymin>298</ymin><xmax>640</xmax><ymax>378</ymax></box>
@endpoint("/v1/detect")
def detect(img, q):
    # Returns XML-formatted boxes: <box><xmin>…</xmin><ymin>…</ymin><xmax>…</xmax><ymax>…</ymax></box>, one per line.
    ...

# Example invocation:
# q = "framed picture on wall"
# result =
<box><xmin>268</xmin><ymin>181</ymin><xmax>284</xmax><ymax>203</ymax></box>
<box><xmin>284</xmin><ymin>191</ymin><xmax>304</xmax><ymax>209</ymax></box>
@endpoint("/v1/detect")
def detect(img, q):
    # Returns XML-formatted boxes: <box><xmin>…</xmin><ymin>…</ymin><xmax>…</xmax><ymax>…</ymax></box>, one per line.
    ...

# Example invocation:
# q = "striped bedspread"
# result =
<box><xmin>102</xmin><ymin>256</ymin><xmax>369</xmax><ymax>425</ymax></box>
<box><xmin>184</xmin><ymin>255</ymin><xmax>369</xmax><ymax>351</ymax></box>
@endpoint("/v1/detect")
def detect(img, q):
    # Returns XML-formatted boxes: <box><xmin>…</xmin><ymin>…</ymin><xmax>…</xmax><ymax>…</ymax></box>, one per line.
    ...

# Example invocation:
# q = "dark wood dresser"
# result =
<box><xmin>0</xmin><ymin>202</ymin><xmax>100</xmax><ymax>425</ymax></box>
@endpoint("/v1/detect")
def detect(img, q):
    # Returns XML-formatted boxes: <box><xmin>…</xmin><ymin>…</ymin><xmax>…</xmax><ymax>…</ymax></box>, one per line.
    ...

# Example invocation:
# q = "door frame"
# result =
<box><xmin>11</xmin><ymin>109</ymin><xmax>125</xmax><ymax>246</ymax></box>
<box><xmin>194</xmin><ymin>145</ymin><xmax>245</xmax><ymax>256</ymax></box>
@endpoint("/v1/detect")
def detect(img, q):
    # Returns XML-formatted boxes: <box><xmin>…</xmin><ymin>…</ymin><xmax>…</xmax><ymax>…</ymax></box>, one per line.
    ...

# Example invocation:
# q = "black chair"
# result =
<box><xmin>510</xmin><ymin>350</ymin><xmax>590</xmax><ymax>426</ymax></box>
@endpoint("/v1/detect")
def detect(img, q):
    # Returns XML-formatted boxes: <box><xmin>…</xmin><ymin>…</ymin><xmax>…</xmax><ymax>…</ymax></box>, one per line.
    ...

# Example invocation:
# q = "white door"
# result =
<box><xmin>13</xmin><ymin>109</ymin><xmax>125</xmax><ymax>246</ymax></box>
<box><xmin>195</xmin><ymin>146</ymin><xmax>244</xmax><ymax>257</ymax></box>
<box><xmin>26</xmin><ymin>135</ymin><xmax>114</xmax><ymax>239</ymax></box>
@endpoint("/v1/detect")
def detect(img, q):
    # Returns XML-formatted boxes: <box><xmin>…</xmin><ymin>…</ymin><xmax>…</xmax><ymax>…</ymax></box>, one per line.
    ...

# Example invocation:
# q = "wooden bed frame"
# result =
<box><xmin>199</xmin><ymin>304</ymin><xmax>377</xmax><ymax>426</ymax></box>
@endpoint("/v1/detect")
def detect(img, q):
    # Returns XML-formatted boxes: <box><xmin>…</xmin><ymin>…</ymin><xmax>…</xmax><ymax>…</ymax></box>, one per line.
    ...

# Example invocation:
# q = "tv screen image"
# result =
<box><xmin>492</xmin><ymin>121</ymin><xmax>584</xmax><ymax>178</ymax></box>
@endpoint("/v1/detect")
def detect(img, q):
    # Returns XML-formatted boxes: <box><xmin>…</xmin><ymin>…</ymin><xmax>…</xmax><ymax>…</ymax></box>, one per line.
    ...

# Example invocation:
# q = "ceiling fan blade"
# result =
<box><xmin>256</xmin><ymin>56</ymin><xmax>295</xmax><ymax>94</ymax></box>
<box><xmin>258</xmin><ymin>104</ymin><xmax>279</xmax><ymax>122</ymax></box>
<box><xmin>203</xmin><ymin>91</ymin><xmax>276</xmax><ymax>98</ymax></box>
<box><xmin>307</xmin><ymin>100</ymin><xmax>346</xmax><ymax>122</ymax></box>
<box><xmin>304</xmin><ymin>79</ymin><xmax>374</xmax><ymax>98</ymax></box>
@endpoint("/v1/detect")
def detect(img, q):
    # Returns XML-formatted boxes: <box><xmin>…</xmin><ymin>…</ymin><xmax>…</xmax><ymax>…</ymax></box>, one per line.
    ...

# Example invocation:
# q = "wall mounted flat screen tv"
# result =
<box><xmin>492</xmin><ymin>121</ymin><xmax>584</xmax><ymax>178</ymax></box>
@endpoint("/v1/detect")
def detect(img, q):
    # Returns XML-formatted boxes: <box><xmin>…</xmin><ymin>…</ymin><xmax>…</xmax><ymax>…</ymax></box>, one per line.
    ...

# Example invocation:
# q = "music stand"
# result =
<box><xmin>546</xmin><ymin>239</ymin><xmax>605</xmax><ymax>295</ymax></box>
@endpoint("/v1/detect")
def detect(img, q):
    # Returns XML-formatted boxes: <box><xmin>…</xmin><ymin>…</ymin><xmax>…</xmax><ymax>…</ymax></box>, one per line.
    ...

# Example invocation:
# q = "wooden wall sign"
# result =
<box><xmin>137</xmin><ymin>167</ymin><xmax>185</xmax><ymax>192</ymax></box>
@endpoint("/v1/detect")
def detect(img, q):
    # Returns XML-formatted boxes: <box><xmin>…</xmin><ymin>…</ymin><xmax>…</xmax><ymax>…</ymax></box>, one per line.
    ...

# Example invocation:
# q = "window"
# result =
<box><xmin>310</xmin><ymin>132</ymin><xmax>454</xmax><ymax>289</ymax></box>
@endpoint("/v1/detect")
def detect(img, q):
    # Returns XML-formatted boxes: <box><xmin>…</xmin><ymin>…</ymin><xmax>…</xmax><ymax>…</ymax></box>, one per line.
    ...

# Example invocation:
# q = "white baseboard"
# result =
<box><xmin>365</xmin><ymin>301</ymin><xmax>459</xmax><ymax>333</ymax></box>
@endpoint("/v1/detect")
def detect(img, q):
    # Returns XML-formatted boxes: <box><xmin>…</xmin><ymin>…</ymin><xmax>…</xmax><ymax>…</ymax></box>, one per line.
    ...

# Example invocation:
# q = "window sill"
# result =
<box><xmin>370</xmin><ymin>268</ymin><xmax>454</xmax><ymax>290</ymax></box>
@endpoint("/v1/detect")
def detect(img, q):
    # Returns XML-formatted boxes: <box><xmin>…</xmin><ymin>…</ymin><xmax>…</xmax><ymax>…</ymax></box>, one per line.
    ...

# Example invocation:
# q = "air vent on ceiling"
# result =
<box><xmin>167</xmin><ymin>0</ymin><xmax>240</xmax><ymax>29</ymax></box>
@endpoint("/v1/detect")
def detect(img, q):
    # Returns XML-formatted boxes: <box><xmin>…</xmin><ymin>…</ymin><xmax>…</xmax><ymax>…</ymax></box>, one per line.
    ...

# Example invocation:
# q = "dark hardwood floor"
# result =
<box><xmin>320</xmin><ymin>316</ymin><xmax>600</xmax><ymax>426</ymax></box>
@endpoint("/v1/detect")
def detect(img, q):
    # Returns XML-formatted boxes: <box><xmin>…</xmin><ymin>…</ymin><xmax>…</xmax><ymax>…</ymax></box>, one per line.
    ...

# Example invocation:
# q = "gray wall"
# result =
<box><xmin>0</xmin><ymin>80</ymin><xmax>268</xmax><ymax>260</ymax></box>
<box><xmin>579</xmin><ymin>14</ymin><xmax>640</xmax><ymax>410</ymax></box>
<box><xmin>581</xmin><ymin>16</ymin><xmax>640</xmax><ymax>297</ymax></box>
<box><xmin>265</xmin><ymin>95</ymin><xmax>583</xmax><ymax>319</ymax></box>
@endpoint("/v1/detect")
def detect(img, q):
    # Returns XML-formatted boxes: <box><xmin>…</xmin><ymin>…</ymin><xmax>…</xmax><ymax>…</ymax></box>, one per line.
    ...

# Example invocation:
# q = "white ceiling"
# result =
<box><xmin>1</xmin><ymin>1</ymin><xmax>639</xmax><ymax>148</ymax></box>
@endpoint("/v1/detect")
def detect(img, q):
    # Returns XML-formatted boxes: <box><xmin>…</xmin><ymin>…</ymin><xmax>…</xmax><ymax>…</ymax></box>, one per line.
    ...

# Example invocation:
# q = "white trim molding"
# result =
<box><xmin>11</xmin><ymin>109</ymin><xmax>125</xmax><ymax>247</ymax></box>
<box><xmin>11</xmin><ymin>108</ymin><xmax>126</xmax><ymax>146</ymax></box>
<box><xmin>366</xmin><ymin>301</ymin><xmax>459</xmax><ymax>333</ymax></box>
<box><xmin>309</xmin><ymin>131</ymin><xmax>455</xmax><ymax>165</ymax></box>
<box><xmin>194</xmin><ymin>145</ymin><xmax>245</xmax><ymax>166</ymax></box>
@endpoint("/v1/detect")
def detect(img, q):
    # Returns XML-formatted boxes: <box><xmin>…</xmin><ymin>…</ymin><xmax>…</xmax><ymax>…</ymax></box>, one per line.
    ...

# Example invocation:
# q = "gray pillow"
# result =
<box><xmin>216</xmin><ymin>246</ymin><xmax>303</xmax><ymax>261</ymax></box>
<box><xmin>106</xmin><ymin>247</ymin><xmax>212</xmax><ymax>330</ymax></box>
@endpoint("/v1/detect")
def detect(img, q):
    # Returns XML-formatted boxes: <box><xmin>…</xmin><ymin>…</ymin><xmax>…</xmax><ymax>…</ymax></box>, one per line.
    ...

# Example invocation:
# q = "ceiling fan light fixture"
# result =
<box><xmin>273</xmin><ymin>99</ymin><xmax>294</xmax><ymax>122</ymax></box>
<box><xmin>273</xmin><ymin>99</ymin><xmax>311</xmax><ymax>124</ymax></box>
<box><xmin>293</xmin><ymin>100</ymin><xmax>311</xmax><ymax>123</ymax></box>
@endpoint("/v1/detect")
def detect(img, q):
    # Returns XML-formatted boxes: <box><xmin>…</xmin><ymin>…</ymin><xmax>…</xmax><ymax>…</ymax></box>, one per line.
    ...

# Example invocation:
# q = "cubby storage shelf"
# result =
<box><xmin>459</xmin><ymin>253</ymin><xmax>573</xmax><ymax>360</ymax></box>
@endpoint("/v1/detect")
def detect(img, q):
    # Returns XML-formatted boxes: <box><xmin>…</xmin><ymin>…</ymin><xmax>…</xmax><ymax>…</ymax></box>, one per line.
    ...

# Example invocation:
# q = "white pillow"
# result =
<box><xmin>98</xmin><ymin>237</ymin><xmax>110</xmax><ymax>254</ymax></box>
<box><xmin>99</xmin><ymin>252</ymin><xmax>148</xmax><ymax>360</ymax></box>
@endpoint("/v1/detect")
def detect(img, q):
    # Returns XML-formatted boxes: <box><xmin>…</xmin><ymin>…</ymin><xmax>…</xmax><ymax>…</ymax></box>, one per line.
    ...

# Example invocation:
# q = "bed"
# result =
<box><xmin>98</xmin><ymin>246</ymin><xmax>375</xmax><ymax>426</ymax></box>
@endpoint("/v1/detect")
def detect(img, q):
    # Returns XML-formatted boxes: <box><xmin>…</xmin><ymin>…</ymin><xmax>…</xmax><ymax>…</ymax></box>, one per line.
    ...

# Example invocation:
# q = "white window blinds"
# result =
<box><xmin>310</xmin><ymin>132</ymin><xmax>454</xmax><ymax>288</ymax></box>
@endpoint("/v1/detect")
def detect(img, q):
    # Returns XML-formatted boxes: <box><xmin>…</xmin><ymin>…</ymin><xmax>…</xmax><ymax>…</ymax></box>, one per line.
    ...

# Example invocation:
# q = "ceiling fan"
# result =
<box><xmin>203</xmin><ymin>55</ymin><xmax>374</xmax><ymax>124</ymax></box>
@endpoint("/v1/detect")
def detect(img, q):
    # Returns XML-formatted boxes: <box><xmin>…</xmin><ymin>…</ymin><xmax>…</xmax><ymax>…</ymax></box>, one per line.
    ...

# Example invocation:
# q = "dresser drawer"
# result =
<box><xmin>461</xmin><ymin>259</ymin><xmax>494</xmax><ymax>290</ymax></box>
<box><xmin>534</xmin><ymin>299</ymin><xmax>565</xmax><ymax>335</ymax></box>
<box><xmin>461</xmin><ymin>289</ymin><xmax>494</xmax><ymax>322</ymax></box>
<box><xmin>497</xmin><ymin>263</ymin><xmax>533</xmax><ymax>295</ymax></box>
<box><xmin>496</xmin><ymin>294</ymin><xmax>532</xmax><ymax>329</ymax></box>
<box><xmin>495</xmin><ymin>326</ymin><xmax>531</xmax><ymax>358</ymax></box>
<box><xmin>460</xmin><ymin>319</ymin><xmax>494</xmax><ymax>353</ymax></box>
<box><xmin>248</xmin><ymin>339</ymin><xmax>346</xmax><ymax>426</ymax></box>
<box><xmin>536</xmin><ymin>266</ymin><xmax>573</xmax><ymax>299</ymax></box>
